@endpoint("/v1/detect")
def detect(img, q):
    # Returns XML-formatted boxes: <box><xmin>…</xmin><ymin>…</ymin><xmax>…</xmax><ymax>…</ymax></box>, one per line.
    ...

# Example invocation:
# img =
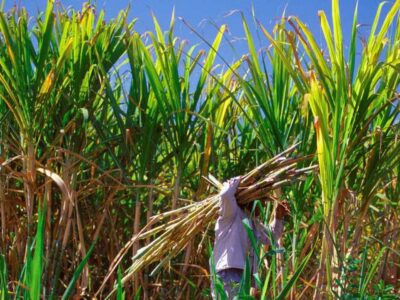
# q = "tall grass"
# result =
<box><xmin>0</xmin><ymin>0</ymin><xmax>399</xmax><ymax>298</ymax></box>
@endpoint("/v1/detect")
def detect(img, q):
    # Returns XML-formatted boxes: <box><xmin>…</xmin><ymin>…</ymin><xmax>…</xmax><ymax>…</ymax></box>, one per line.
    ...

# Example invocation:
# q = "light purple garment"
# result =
<box><xmin>213</xmin><ymin>188</ymin><xmax>284</xmax><ymax>273</ymax></box>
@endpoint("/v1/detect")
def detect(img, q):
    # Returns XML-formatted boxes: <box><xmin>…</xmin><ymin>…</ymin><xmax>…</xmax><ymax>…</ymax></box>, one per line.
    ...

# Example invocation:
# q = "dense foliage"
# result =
<box><xmin>0</xmin><ymin>0</ymin><xmax>399</xmax><ymax>299</ymax></box>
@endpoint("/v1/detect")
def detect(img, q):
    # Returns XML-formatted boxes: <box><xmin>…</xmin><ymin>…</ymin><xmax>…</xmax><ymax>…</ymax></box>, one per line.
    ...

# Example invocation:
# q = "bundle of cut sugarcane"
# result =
<box><xmin>97</xmin><ymin>144</ymin><xmax>316</xmax><ymax>296</ymax></box>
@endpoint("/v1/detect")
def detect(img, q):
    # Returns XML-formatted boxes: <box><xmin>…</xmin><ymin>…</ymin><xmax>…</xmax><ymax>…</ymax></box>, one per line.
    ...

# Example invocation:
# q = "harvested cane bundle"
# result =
<box><xmin>96</xmin><ymin>144</ymin><xmax>316</xmax><ymax>296</ymax></box>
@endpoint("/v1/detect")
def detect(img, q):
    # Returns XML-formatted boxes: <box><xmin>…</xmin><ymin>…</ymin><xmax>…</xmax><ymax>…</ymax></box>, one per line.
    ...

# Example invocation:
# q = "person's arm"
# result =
<box><xmin>269</xmin><ymin>218</ymin><xmax>284</xmax><ymax>242</ymax></box>
<box><xmin>269</xmin><ymin>200</ymin><xmax>290</xmax><ymax>242</ymax></box>
<box><xmin>259</xmin><ymin>200</ymin><xmax>290</xmax><ymax>250</ymax></box>
<box><xmin>218</xmin><ymin>177</ymin><xmax>240</xmax><ymax>221</ymax></box>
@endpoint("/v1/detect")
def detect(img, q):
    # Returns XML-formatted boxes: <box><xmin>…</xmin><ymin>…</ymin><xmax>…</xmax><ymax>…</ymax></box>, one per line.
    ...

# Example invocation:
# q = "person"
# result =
<box><xmin>212</xmin><ymin>177</ymin><xmax>290</xmax><ymax>299</ymax></box>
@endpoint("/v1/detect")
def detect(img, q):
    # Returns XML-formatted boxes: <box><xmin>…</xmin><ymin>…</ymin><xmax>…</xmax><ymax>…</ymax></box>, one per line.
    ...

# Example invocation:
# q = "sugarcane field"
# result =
<box><xmin>0</xmin><ymin>0</ymin><xmax>399</xmax><ymax>299</ymax></box>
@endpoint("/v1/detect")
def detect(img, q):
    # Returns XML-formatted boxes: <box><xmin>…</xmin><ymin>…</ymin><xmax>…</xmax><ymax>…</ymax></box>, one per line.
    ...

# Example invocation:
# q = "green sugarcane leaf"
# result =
<box><xmin>242</xmin><ymin>218</ymin><xmax>260</xmax><ymax>262</ymax></box>
<box><xmin>30</xmin><ymin>204</ymin><xmax>46</xmax><ymax>300</ymax></box>
<box><xmin>360</xmin><ymin>247</ymin><xmax>387</xmax><ymax>297</ymax></box>
<box><xmin>116</xmin><ymin>267</ymin><xmax>125</xmax><ymax>300</ymax></box>
<box><xmin>61</xmin><ymin>241</ymin><xmax>96</xmax><ymax>300</ymax></box>
<box><xmin>276</xmin><ymin>250</ymin><xmax>313</xmax><ymax>300</ymax></box>
<box><xmin>0</xmin><ymin>255</ymin><xmax>9</xmax><ymax>300</ymax></box>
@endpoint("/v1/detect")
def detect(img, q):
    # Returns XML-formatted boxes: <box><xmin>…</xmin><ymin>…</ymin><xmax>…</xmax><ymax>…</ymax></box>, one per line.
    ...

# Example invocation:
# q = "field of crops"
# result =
<box><xmin>0</xmin><ymin>0</ymin><xmax>399</xmax><ymax>299</ymax></box>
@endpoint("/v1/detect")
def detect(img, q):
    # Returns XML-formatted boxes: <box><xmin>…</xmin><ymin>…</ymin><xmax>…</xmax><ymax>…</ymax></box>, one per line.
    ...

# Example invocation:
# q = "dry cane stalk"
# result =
<box><xmin>0</xmin><ymin>167</ymin><xmax>5</xmax><ymax>251</ymax></box>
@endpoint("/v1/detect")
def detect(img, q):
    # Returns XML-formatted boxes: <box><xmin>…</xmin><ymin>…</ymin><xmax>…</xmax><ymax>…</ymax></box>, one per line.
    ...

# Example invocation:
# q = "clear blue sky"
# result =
<box><xmin>2</xmin><ymin>0</ymin><xmax>394</xmax><ymax>63</ymax></box>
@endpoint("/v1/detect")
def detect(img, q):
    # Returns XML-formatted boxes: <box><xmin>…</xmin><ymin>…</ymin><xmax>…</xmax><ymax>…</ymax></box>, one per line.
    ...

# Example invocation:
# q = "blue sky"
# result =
<box><xmin>2</xmin><ymin>0</ymin><xmax>393</xmax><ymax>63</ymax></box>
